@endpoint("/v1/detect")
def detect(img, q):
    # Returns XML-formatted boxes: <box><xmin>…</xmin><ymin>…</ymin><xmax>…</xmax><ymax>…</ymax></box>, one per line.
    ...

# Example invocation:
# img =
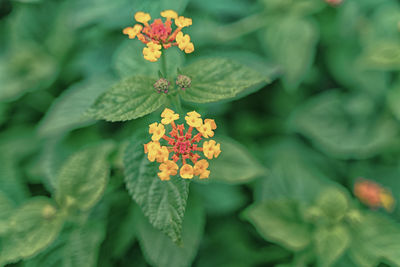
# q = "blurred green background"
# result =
<box><xmin>1</xmin><ymin>0</ymin><xmax>400</xmax><ymax>266</ymax></box>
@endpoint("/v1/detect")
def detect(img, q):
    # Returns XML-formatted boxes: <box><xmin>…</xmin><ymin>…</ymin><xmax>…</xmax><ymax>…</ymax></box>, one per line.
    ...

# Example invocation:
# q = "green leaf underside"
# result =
<box><xmin>55</xmin><ymin>142</ymin><xmax>114</xmax><ymax>211</ymax></box>
<box><xmin>181</xmin><ymin>58</ymin><xmax>268</xmax><ymax>103</ymax></box>
<box><xmin>136</xmin><ymin>196</ymin><xmax>205</xmax><ymax>267</ymax></box>
<box><xmin>0</xmin><ymin>197</ymin><xmax>64</xmax><ymax>265</ymax></box>
<box><xmin>87</xmin><ymin>76</ymin><xmax>168</xmax><ymax>122</ymax></box>
<box><xmin>209</xmin><ymin>137</ymin><xmax>266</xmax><ymax>184</ymax></box>
<box><xmin>124</xmin><ymin>135</ymin><xmax>190</xmax><ymax>244</ymax></box>
<box><xmin>243</xmin><ymin>200</ymin><xmax>312</xmax><ymax>251</ymax></box>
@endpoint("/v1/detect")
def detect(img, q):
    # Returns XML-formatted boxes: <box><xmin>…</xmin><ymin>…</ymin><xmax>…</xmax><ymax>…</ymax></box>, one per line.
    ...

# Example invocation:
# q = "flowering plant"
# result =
<box><xmin>2</xmin><ymin>1</ymin><xmax>400</xmax><ymax>267</ymax></box>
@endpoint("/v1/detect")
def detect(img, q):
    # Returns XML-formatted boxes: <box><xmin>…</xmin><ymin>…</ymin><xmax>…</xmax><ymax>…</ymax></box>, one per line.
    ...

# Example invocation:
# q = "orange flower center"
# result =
<box><xmin>161</xmin><ymin>124</ymin><xmax>203</xmax><ymax>165</ymax></box>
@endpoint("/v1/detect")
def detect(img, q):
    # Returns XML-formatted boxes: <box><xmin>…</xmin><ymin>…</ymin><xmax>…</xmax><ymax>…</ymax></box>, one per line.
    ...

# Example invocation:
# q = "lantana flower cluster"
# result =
<box><xmin>144</xmin><ymin>108</ymin><xmax>221</xmax><ymax>181</ymax></box>
<box><xmin>354</xmin><ymin>178</ymin><xmax>395</xmax><ymax>212</ymax></box>
<box><xmin>123</xmin><ymin>10</ymin><xmax>194</xmax><ymax>62</ymax></box>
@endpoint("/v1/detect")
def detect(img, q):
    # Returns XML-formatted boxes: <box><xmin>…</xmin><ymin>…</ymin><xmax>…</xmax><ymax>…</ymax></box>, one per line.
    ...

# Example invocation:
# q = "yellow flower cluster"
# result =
<box><xmin>144</xmin><ymin>108</ymin><xmax>221</xmax><ymax>180</ymax></box>
<box><xmin>123</xmin><ymin>10</ymin><xmax>194</xmax><ymax>62</ymax></box>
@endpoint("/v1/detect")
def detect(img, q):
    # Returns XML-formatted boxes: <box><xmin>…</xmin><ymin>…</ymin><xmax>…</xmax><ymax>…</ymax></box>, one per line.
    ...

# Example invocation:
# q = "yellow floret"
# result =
<box><xmin>161</xmin><ymin>108</ymin><xmax>179</xmax><ymax>125</ymax></box>
<box><xmin>135</xmin><ymin>11</ymin><xmax>151</xmax><ymax>24</ymax></box>
<box><xmin>143</xmin><ymin>42</ymin><xmax>162</xmax><ymax>62</ymax></box>
<box><xmin>175</xmin><ymin>16</ymin><xmax>192</xmax><ymax>28</ymax></box>
<box><xmin>123</xmin><ymin>24</ymin><xmax>143</xmax><ymax>39</ymax></box>
<box><xmin>203</xmin><ymin>140</ymin><xmax>221</xmax><ymax>159</ymax></box>
<box><xmin>149</xmin><ymin>122</ymin><xmax>165</xmax><ymax>141</ymax></box>
<box><xmin>161</xmin><ymin>10</ymin><xmax>178</xmax><ymax>20</ymax></box>
<box><xmin>180</xmin><ymin>164</ymin><xmax>194</xmax><ymax>179</ymax></box>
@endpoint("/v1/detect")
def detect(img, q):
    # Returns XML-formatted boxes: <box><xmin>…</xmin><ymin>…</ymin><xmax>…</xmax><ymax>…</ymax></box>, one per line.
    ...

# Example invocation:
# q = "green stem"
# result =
<box><xmin>160</xmin><ymin>52</ymin><xmax>167</xmax><ymax>78</ymax></box>
<box><xmin>170</xmin><ymin>94</ymin><xmax>183</xmax><ymax>114</ymax></box>
<box><xmin>160</xmin><ymin>51</ymin><xmax>182</xmax><ymax>113</ymax></box>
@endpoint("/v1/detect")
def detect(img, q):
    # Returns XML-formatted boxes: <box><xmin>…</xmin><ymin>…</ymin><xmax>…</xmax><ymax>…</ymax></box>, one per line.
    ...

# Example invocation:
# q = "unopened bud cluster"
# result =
<box><xmin>153</xmin><ymin>75</ymin><xmax>192</xmax><ymax>94</ymax></box>
<box><xmin>176</xmin><ymin>75</ymin><xmax>191</xmax><ymax>90</ymax></box>
<box><xmin>154</xmin><ymin>78</ymin><xmax>170</xmax><ymax>94</ymax></box>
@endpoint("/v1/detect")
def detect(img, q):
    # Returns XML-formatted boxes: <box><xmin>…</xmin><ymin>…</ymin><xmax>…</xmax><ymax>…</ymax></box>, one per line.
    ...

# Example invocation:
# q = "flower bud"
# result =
<box><xmin>176</xmin><ymin>75</ymin><xmax>191</xmax><ymax>91</ymax></box>
<box><xmin>153</xmin><ymin>78</ymin><xmax>170</xmax><ymax>94</ymax></box>
<box><xmin>42</xmin><ymin>205</ymin><xmax>57</xmax><ymax>220</ymax></box>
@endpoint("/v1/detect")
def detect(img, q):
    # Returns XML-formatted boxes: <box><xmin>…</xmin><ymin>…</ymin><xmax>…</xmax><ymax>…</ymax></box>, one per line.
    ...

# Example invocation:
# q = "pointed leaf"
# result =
<box><xmin>24</xmin><ymin>219</ymin><xmax>106</xmax><ymax>267</ymax></box>
<box><xmin>315</xmin><ymin>224</ymin><xmax>351</xmax><ymax>267</ymax></box>
<box><xmin>55</xmin><ymin>142</ymin><xmax>115</xmax><ymax>211</ymax></box>
<box><xmin>243</xmin><ymin>199</ymin><xmax>312</xmax><ymax>251</ymax></box>
<box><xmin>209</xmin><ymin>137</ymin><xmax>266</xmax><ymax>184</ymax></box>
<box><xmin>87</xmin><ymin>76</ymin><xmax>168</xmax><ymax>122</ymax></box>
<box><xmin>124</xmin><ymin>135</ymin><xmax>190</xmax><ymax>244</ymax></box>
<box><xmin>136</xmin><ymin>196</ymin><xmax>205</xmax><ymax>267</ymax></box>
<box><xmin>180</xmin><ymin>58</ymin><xmax>268</xmax><ymax>103</ymax></box>
<box><xmin>0</xmin><ymin>197</ymin><xmax>64</xmax><ymax>265</ymax></box>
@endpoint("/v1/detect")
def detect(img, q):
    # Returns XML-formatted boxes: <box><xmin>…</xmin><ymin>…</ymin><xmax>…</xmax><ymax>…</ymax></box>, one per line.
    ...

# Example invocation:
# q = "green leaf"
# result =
<box><xmin>113</xmin><ymin>40</ymin><xmax>184</xmax><ymax>79</ymax></box>
<box><xmin>261</xmin><ymin>0</ymin><xmax>325</xmax><ymax>15</ymax></box>
<box><xmin>38</xmin><ymin>76</ymin><xmax>115</xmax><ymax>137</ymax></box>
<box><xmin>0</xmin><ymin>144</ymin><xmax>30</xmax><ymax>204</ymax></box>
<box><xmin>136</xmin><ymin>196</ymin><xmax>205</xmax><ymax>267</ymax></box>
<box><xmin>105</xmin><ymin>203</ymin><xmax>137</xmax><ymax>259</ymax></box>
<box><xmin>24</xmin><ymin>219</ymin><xmax>106</xmax><ymax>267</ymax></box>
<box><xmin>0</xmin><ymin>104</ymin><xmax>8</xmax><ymax>126</ymax></box>
<box><xmin>180</xmin><ymin>58</ymin><xmax>268</xmax><ymax>103</ymax></box>
<box><xmin>0</xmin><ymin>45</ymin><xmax>57</xmax><ymax>102</ymax></box>
<box><xmin>0</xmin><ymin>191</ymin><xmax>14</xmax><ymax>235</ymax></box>
<box><xmin>258</xmin><ymin>139</ymin><xmax>328</xmax><ymax>204</ymax></box>
<box><xmin>315</xmin><ymin>187</ymin><xmax>350</xmax><ymax>223</ymax></box>
<box><xmin>55</xmin><ymin>142</ymin><xmax>115</xmax><ymax>211</ymax></box>
<box><xmin>69</xmin><ymin>0</ymin><xmax>189</xmax><ymax>29</ymax></box>
<box><xmin>315</xmin><ymin>224</ymin><xmax>351</xmax><ymax>267</ymax></box>
<box><xmin>193</xmin><ymin>183</ymin><xmax>247</xmax><ymax>216</ymax></box>
<box><xmin>243</xmin><ymin>199</ymin><xmax>312</xmax><ymax>251</ymax></box>
<box><xmin>135</xmin><ymin>0</ymin><xmax>190</xmax><ymax>18</ymax></box>
<box><xmin>0</xmin><ymin>197</ymin><xmax>64</xmax><ymax>265</ymax></box>
<box><xmin>208</xmin><ymin>137</ymin><xmax>266</xmax><ymax>184</ymax></box>
<box><xmin>87</xmin><ymin>76</ymin><xmax>168</xmax><ymax>122</ymax></box>
<box><xmin>359</xmin><ymin>41</ymin><xmax>400</xmax><ymax>71</ymax></box>
<box><xmin>387</xmin><ymin>78</ymin><xmax>400</xmax><ymax>121</ymax></box>
<box><xmin>350</xmin><ymin>212</ymin><xmax>400</xmax><ymax>267</ymax></box>
<box><xmin>124</xmin><ymin>135</ymin><xmax>190</xmax><ymax>244</ymax></box>
<box><xmin>325</xmin><ymin>45</ymin><xmax>388</xmax><ymax>96</ymax></box>
<box><xmin>195</xmin><ymin>49</ymin><xmax>281</xmax><ymax>80</ymax></box>
<box><xmin>260</xmin><ymin>17</ymin><xmax>318</xmax><ymax>91</ymax></box>
<box><xmin>291</xmin><ymin>91</ymin><xmax>398</xmax><ymax>159</ymax></box>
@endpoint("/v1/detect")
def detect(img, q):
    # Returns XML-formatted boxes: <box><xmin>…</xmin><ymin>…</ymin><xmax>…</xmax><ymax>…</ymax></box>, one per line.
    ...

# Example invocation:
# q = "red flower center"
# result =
<box><xmin>162</xmin><ymin>123</ymin><xmax>203</xmax><ymax>165</ymax></box>
<box><xmin>147</xmin><ymin>19</ymin><xmax>172</xmax><ymax>42</ymax></box>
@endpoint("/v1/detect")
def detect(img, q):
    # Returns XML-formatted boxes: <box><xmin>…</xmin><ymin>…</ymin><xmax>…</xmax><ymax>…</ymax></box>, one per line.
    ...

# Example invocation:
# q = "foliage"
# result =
<box><xmin>1</xmin><ymin>0</ymin><xmax>400</xmax><ymax>266</ymax></box>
